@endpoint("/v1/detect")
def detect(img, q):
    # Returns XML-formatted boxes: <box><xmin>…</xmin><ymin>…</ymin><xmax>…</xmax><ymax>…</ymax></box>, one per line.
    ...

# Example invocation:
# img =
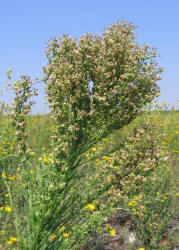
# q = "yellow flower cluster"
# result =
<box><xmin>8</xmin><ymin>236</ymin><xmax>17</xmax><ymax>245</ymax></box>
<box><xmin>85</xmin><ymin>204</ymin><xmax>95</xmax><ymax>211</ymax></box>
<box><xmin>0</xmin><ymin>206</ymin><xmax>12</xmax><ymax>212</ymax></box>
<box><xmin>39</xmin><ymin>154</ymin><xmax>51</xmax><ymax>163</ymax></box>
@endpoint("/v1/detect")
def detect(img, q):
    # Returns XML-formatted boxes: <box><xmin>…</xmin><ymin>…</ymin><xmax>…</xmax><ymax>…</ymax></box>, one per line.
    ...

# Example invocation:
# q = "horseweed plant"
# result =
<box><xmin>10</xmin><ymin>75</ymin><xmax>37</xmax><ymax>155</ymax></box>
<box><xmin>39</xmin><ymin>20</ymin><xmax>162</xmax><ymax>248</ymax></box>
<box><xmin>0</xmin><ymin>74</ymin><xmax>38</xmax><ymax>248</ymax></box>
<box><xmin>43</xmin><ymin>20</ymin><xmax>162</xmax><ymax>166</ymax></box>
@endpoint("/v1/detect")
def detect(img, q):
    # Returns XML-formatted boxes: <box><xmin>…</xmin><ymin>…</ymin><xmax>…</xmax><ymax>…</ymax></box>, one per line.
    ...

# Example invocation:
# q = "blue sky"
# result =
<box><xmin>0</xmin><ymin>0</ymin><xmax>179</xmax><ymax>113</ymax></box>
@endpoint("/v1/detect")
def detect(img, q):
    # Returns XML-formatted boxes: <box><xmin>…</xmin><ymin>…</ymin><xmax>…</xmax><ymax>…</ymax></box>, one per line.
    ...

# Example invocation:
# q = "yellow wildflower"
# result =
<box><xmin>110</xmin><ymin>229</ymin><xmax>116</xmax><ymax>236</ymax></box>
<box><xmin>96</xmin><ymin>159</ymin><xmax>102</xmax><ymax>165</ymax></box>
<box><xmin>103</xmin><ymin>156</ymin><xmax>111</xmax><ymax>161</ymax></box>
<box><xmin>176</xmin><ymin>193</ymin><xmax>179</xmax><ymax>197</ymax></box>
<box><xmin>59</xmin><ymin>226</ymin><xmax>65</xmax><ymax>231</ymax></box>
<box><xmin>91</xmin><ymin>147</ymin><xmax>96</xmax><ymax>152</ymax></box>
<box><xmin>63</xmin><ymin>233</ymin><xmax>69</xmax><ymax>238</ymax></box>
<box><xmin>163</xmin><ymin>196</ymin><xmax>168</xmax><ymax>200</ymax></box>
<box><xmin>5</xmin><ymin>194</ymin><xmax>9</xmax><ymax>198</ymax></box>
<box><xmin>173</xmin><ymin>150</ymin><xmax>179</xmax><ymax>153</ymax></box>
<box><xmin>85</xmin><ymin>204</ymin><xmax>95</xmax><ymax>211</ymax></box>
<box><xmin>1</xmin><ymin>172</ymin><xmax>6</xmax><ymax>178</ymax></box>
<box><xmin>8</xmin><ymin>240</ymin><xmax>13</xmax><ymax>245</ymax></box>
<box><xmin>4</xmin><ymin>207</ymin><xmax>12</xmax><ymax>212</ymax></box>
<box><xmin>9</xmin><ymin>237</ymin><xmax>17</xmax><ymax>242</ymax></box>
<box><xmin>139</xmin><ymin>248</ymin><xmax>145</xmax><ymax>250</ymax></box>
<box><xmin>9</xmin><ymin>176</ymin><xmax>15</xmax><ymax>181</ymax></box>
<box><xmin>85</xmin><ymin>153</ymin><xmax>90</xmax><ymax>158</ymax></box>
<box><xmin>9</xmin><ymin>68</ymin><xmax>13</xmax><ymax>72</ymax></box>
<box><xmin>43</xmin><ymin>156</ymin><xmax>48</xmax><ymax>162</ymax></box>
<box><xmin>134</xmin><ymin>196</ymin><xmax>139</xmax><ymax>200</ymax></box>
<box><xmin>128</xmin><ymin>200</ymin><xmax>137</xmax><ymax>207</ymax></box>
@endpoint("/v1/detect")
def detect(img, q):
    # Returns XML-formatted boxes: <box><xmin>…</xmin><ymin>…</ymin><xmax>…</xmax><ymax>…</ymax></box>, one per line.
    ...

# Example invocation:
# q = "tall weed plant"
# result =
<box><xmin>0</xmin><ymin>20</ymin><xmax>178</xmax><ymax>249</ymax></box>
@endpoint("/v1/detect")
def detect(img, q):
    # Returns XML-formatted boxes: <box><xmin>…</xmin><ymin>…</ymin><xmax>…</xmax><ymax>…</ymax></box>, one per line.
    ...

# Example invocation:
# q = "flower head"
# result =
<box><xmin>85</xmin><ymin>204</ymin><xmax>95</xmax><ymax>211</ymax></box>
<box><xmin>59</xmin><ymin>226</ymin><xmax>65</xmax><ymax>231</ymax></box>
<box><xmin>128</xmin><ymin>200</ymin><xmax>137</xmax><ymax>207</ymax></box>
<box><xmin>63</xmin><ymin>233</ymin><xmax>69</xmax><ymax>238</ymax></box>
<box><xmin>4</xmin><ymin>206</ymin><xmax>12</xmax><ymax>212</ymax></box>
<box><xmin>163</xmin><ymin>195</ymin><xmax>168</xmax><ymax>200</ymax></box>
<box><xmin>110</xmin><ymin>229</ymin><xmax>116</xmax><ymax>236</ymax></box>
<box><xmin>103</xmin><ymin>156</ymin><xmax>111</xmax><ymax>161</ymax></box>
<box><xmin>1</xmin><ymin>172</ymin><xmax>6</xmax><ymax>178</ymax></box>
<box><xmin>9</xmin><ymin>175</ymin><xmax>15</xmax><ymax>181</ymax></box>
<box><xmin>9</xmin><ymin>237</ymin><xmax>17</xmax><ymax>242</ymax></box>
<box><xmin>91</xmin><ymin>147</ymin><xmax>96</xmax><ymax>152</ymax></box>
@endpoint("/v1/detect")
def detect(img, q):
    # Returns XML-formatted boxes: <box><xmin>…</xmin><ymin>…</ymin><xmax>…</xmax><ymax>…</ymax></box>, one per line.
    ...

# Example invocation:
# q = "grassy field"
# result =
<box><xmin>0</xmin><ymin>106</ymin><xmax>179</xmax><ymax>249</ymax></box>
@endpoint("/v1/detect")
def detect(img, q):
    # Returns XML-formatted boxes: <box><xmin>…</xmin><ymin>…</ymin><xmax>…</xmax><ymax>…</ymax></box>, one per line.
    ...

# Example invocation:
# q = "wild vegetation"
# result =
<box><xmin>0</xmin><ymin>20</ymin><xmax>179</xmax><ymax>249</ymax></box>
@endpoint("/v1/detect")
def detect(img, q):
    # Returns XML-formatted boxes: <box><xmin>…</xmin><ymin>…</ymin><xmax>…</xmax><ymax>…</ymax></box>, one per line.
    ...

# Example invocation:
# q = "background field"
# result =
<box><xmin>0</xmin><ymin>105</ymin><xmax>179</xmax><ymax>249</ymax></box>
